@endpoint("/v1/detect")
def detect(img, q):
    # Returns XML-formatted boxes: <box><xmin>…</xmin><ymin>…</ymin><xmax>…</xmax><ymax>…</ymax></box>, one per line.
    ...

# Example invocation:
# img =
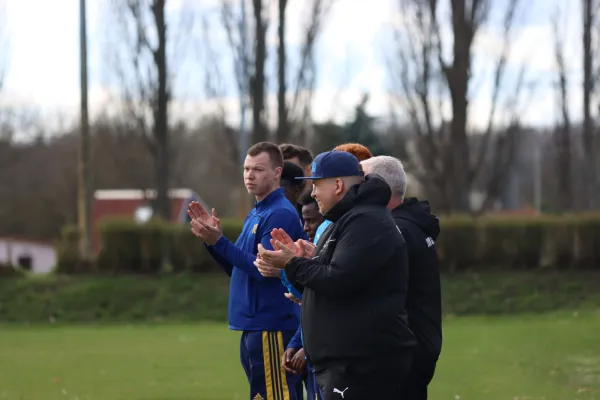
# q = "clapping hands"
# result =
<box><xmin>254</xmin><ymin>229</ymin><xmax>316</xmax><ymax>271</ymax></box>
<box><xmin>270</xmin><ymin>229</ymin><xmax>316</xmax><ymax>259</ymax></box>
<box><xmin>187</xmin><ymin>201</ymin><xmax>223</xmax><ymax>245</ymax></box>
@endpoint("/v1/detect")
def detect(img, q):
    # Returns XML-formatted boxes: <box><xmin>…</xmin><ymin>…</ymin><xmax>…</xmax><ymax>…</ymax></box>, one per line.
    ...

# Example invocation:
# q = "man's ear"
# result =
<box><xmin>334</xmin><ymin>178</ymin><xmax>344</xmax><ymax>195</ymax></box>
<box><xmin>274</xmin><ymin>167</ymin><xmax>282</xmax><ymax>180</ymax></box>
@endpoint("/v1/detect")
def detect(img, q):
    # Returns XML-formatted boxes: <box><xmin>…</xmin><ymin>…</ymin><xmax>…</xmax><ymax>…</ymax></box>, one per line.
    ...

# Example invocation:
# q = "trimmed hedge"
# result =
<box><xmin>1</xmin><ymin>271</ymin><xmax>600</xmax><ymax>323</ymax></box>
<box><xmin>439</xmin><ymin>215</ymin><xmax>600</xmax><ymax>270</ymax></box>
<box><xmin>55</xmin><ymin>215</ymin><xmax>600</xmax><ymax>274</ymax></box>
<box><xmin>56</xmin><ymin>217</ymin><xmax>243</xmax><ymax>274</ymax></box>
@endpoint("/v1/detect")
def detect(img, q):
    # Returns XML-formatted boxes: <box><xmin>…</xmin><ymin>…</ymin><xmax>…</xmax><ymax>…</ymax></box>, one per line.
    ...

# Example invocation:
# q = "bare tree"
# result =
<box><xmin>219</xmin><ymin>0</ymin><xmax>267</xmax><ymax>144</ymax></box>
<box><xmin>552</xmin><ymin>10</ymin><xmax>573</xmax><ymax>212</ymax></box>
<box><xmin>251</xmin><ymin>0</ymin><xmax>269</xmax><ymax>143</ymax></box>
<box><xmin>198</xmin><ymin>14</ymin><xmax>240</xmax><ymax>166</ymax></box>
<box><xmin>78</xmin><ymin>0</ymin><xmax>93</xmax><ymax>259</ymax></box>
<box><xmin>107</xmin><ymin>0</ymin><xmax>189</xmax><ymax>220</ymax></box>
<box><xmin>221</xmin><ymin>0</ymin><xmax>334</xmax><ymax>146</ymax></box>
<box><xmin>288</xmin><ymin>0</ymin><xmax>335</xmax><ymax>145</ymax></box>
<box><xmin>276</xmin><ymin>0</ymin><xmax>289</xmax><ymax>143</ymax></box>
<box><xmin>582</xmin><ymin>0</ymin><xmax>599</xmax><ymax>209</ymax></box>
<box><xmin>389</xmin><ymin>0</ymin><xmax>533</xmax><ymax>213</ymax></box>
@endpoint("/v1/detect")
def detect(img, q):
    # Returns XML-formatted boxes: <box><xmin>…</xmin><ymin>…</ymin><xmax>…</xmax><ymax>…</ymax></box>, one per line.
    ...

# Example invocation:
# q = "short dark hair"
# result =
<box><xmin>281</xmin><ymin>161</ymin><xmax>305</xmax><ymax>187</ymax></box>
<box><xmin>279</xmin><ymin>143</ymin><xmax>314</xmax><ymax>167</ymax></box>
<box><xmin>299</xmin><ymin>191</ymin><xmax>317</xmax><ymax>206</ymax></box>
<box><xmin>247</xmin><ymin>142</ymin><xmax>284</xmax><ymax>168</ymax></box>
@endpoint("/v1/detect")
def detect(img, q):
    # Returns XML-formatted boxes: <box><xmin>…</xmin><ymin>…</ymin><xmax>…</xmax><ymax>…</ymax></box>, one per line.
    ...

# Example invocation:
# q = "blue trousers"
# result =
<box><xmin>240</xmin><ymin>330</ymin><xmax>303</xmax><ymax>400</ymax></box>
<box><xmin>304</xmin><ymin>363</ymin><xmax>322</xmax><ymax>400</ymax></box>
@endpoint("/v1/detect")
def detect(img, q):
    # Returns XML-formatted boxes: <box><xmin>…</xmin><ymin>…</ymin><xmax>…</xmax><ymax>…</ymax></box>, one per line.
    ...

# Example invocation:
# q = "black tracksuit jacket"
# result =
<box><xmin>285</xmin><ymin>174</ymin><xmax>417</xmax><ymax>367</ymax></box>
<box><xmin>392</xmin><ymin>198</ymin><xmax>442</xmax><ymax>362</ymax></box>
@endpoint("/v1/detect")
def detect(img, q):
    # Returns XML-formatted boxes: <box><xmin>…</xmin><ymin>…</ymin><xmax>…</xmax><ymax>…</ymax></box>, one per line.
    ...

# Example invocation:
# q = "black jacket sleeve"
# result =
<box><xmin>285</xmin><ymin>213</ymin><xmax>399</xmax><ymax>297</ymax></box>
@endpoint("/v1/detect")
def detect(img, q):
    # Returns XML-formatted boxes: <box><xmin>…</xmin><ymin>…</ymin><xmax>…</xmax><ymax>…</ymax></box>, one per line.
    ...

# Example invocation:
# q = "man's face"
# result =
<box><xmin>311</xmin><ymin>178</ymin><xmax>342</xmax><ymax>214</ymax></box>
<box><xmin>302</xmin><ymin>203</ymin><xmax>324</xmax><ymax>242</ymax></box>
<box><xmin>244</xmin><ymin>152</ymin><xmax>281</xmax><ymax>200</ymax></box>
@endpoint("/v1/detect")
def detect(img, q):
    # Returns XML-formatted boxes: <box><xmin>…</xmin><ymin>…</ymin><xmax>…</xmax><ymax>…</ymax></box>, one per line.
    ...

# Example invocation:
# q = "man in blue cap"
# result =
<box><xmin>255</xmin><ymin>150</ymin><xmax>416</xmax><ymax>400</ymax></box>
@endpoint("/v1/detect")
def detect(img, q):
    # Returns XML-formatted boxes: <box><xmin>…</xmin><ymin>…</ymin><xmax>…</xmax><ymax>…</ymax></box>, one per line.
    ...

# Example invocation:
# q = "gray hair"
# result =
<box><xmin>361</xmin><ymin>156</ymin><xmax>407</xmax><ymax>198</ymax></box>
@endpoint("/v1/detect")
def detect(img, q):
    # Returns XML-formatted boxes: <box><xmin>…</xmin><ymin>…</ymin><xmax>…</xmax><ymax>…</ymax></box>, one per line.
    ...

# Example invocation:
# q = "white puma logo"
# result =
<box><xmin>333</xmin><ymin>387</ymin><xmax>349</xmax><ymax>398</ymax></box>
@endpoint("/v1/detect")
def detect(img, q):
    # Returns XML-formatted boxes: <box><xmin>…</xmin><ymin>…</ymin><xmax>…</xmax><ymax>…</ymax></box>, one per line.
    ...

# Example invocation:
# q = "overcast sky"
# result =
<box><xmin>0</xmin><ymin>0</ymin><xmax>583</xmax><ymax>131</ymax></box>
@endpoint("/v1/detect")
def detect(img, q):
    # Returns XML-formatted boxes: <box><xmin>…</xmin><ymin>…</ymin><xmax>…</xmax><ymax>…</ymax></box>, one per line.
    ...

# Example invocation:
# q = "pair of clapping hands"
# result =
<box><xmin>255</xmin><ymin>229</ymin><xmax>316</xmax><ymax>306</ymax></box>
<box><xmin>188</xmin><ymin>200</ymin><xmax>316</xmax><ymax>303</ymax></box>
<box><xmin>254</xmin><ymin>228</ymin><xmax>316</xmax><ymax>270</ymax></box>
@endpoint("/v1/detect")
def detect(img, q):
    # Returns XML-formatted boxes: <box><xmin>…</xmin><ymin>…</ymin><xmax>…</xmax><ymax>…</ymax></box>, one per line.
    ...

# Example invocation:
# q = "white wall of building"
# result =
<box><xmin>0</xmin><ymin>238</ymin><xmax>56</xmax><ymax>274</ymax></box>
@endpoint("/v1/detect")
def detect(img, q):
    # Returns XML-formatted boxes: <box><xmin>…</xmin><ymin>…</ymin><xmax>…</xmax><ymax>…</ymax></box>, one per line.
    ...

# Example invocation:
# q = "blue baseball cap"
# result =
<box><xmin>295</xmin><ymin>150</ymin><xmax>364</xmax><ymax>180</ymax></box>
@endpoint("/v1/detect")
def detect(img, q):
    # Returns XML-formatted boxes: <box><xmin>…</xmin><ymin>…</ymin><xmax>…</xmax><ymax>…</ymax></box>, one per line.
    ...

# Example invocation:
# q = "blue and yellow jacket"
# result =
<box><xmin>206</xmin><ymin>188</ymin><xmax>305</xmax><ymax>332</ymax></box>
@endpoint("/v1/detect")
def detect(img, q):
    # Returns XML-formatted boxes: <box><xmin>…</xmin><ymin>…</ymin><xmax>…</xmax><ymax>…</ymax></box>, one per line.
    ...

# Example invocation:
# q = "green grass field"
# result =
<box><xmin>1</xmin><ymin>311</ymin><xmax>599</xmax><ymax>400</ymax></box>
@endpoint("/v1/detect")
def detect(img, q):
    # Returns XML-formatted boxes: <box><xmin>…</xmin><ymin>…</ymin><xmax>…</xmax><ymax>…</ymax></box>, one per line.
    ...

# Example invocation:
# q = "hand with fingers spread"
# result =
<box><xmin>188</xmin><ymin>202</ymin><xmax>223</xmax><ymax>245</ymax></box>
<box><xmin>257</xmin><ymin>241</ymin><xmax>296</xmax><ymax>269</ymax></box>
<box><xmin>270</xmin><ymin>228</ymin><xmax>296</xmax><ymax>250</ymax></box>
<box><xmin>188</xmin><ymin>201</ymin><xmax>216</xmax><ymax>227</ymax></box>
<box><xmin>296</xmin><ymin>239</ymin><xmax>316</xmax><ymax>259</ymax></box>
<box><xmin>270</xmin><ymin>228</ymin><xmax>315</xmax><ymax>259</ymax></box>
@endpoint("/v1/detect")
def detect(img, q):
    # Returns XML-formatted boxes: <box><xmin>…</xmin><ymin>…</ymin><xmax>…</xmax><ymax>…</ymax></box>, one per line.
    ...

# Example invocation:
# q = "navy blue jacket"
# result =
<box><xmin>206</xmin><ymin>188</ymin><xmax>304</xmax><ymax>331</ymax></box>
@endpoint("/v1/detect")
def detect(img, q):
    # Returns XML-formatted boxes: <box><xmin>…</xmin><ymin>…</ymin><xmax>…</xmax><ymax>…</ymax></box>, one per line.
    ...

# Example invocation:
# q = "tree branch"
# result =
<box><xmin>552</xmin><ymin>6</ymin><xmax>572</xmax><ymax>211</ymax></box>
<box><xmin>199</xmin><ymin>14</ymin><xmax>239</xmax><ymax>165</ymax></box>
<box><xmin>111</xmin><ymin>0</ymin><xmax>157</xmax><ymax>153</ymax></box>
<box><xmin>289</xmin><ymin>0</ymin><xmax>334</xmax><ymax>120</ymax></box>
<box><xmin>389</xmin><ymin>0</ymin><xmax>446</xmax><ymax>189</ymax></box>
<box><xmin>220</xmin><ymin>0</ymin><xmax>246</xmax><ymax>98</ymax></box>
<box><xmin>468</xmin><ymin>0</ymin><xmax>520</xmax><ymax>186</ymax></box>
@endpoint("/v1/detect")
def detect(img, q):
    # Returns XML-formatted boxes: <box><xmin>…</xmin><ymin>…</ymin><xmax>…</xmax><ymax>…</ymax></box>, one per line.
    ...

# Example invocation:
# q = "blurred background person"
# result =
<box><xmin>299</xmin><ymin>193</ymin><xmax>325</xmax><ymax>242</ymax></box>
<box><xmin>280</xmin><ymin>143</ymin><xmax>314</xmax><ymax>195</ymax></box>
<box><xmin>281</xmin><ymin>161</ymin><xmax>306</xmax><ymax>219</ymax></box>
<box><xmin>362</xmin><ymin>155</ymin><xmax>442</xmax><ymax>400</ymax></box>
<box><xmin>282</xmin><ymin>191</ymin><xmax>326</xmax><ymax>400</ymax></box>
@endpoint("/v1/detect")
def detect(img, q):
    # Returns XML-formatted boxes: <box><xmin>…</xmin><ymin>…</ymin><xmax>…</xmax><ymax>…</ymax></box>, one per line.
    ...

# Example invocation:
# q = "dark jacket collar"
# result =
<box><xmin>391</xmin><ymin>197</ymin><xmax>440</xmax><ymax>239</ymax></box>
<box><xmin>324</xmin><ymin>174</ymin><xmax>391</xmax><ymax>222</ymax></box>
